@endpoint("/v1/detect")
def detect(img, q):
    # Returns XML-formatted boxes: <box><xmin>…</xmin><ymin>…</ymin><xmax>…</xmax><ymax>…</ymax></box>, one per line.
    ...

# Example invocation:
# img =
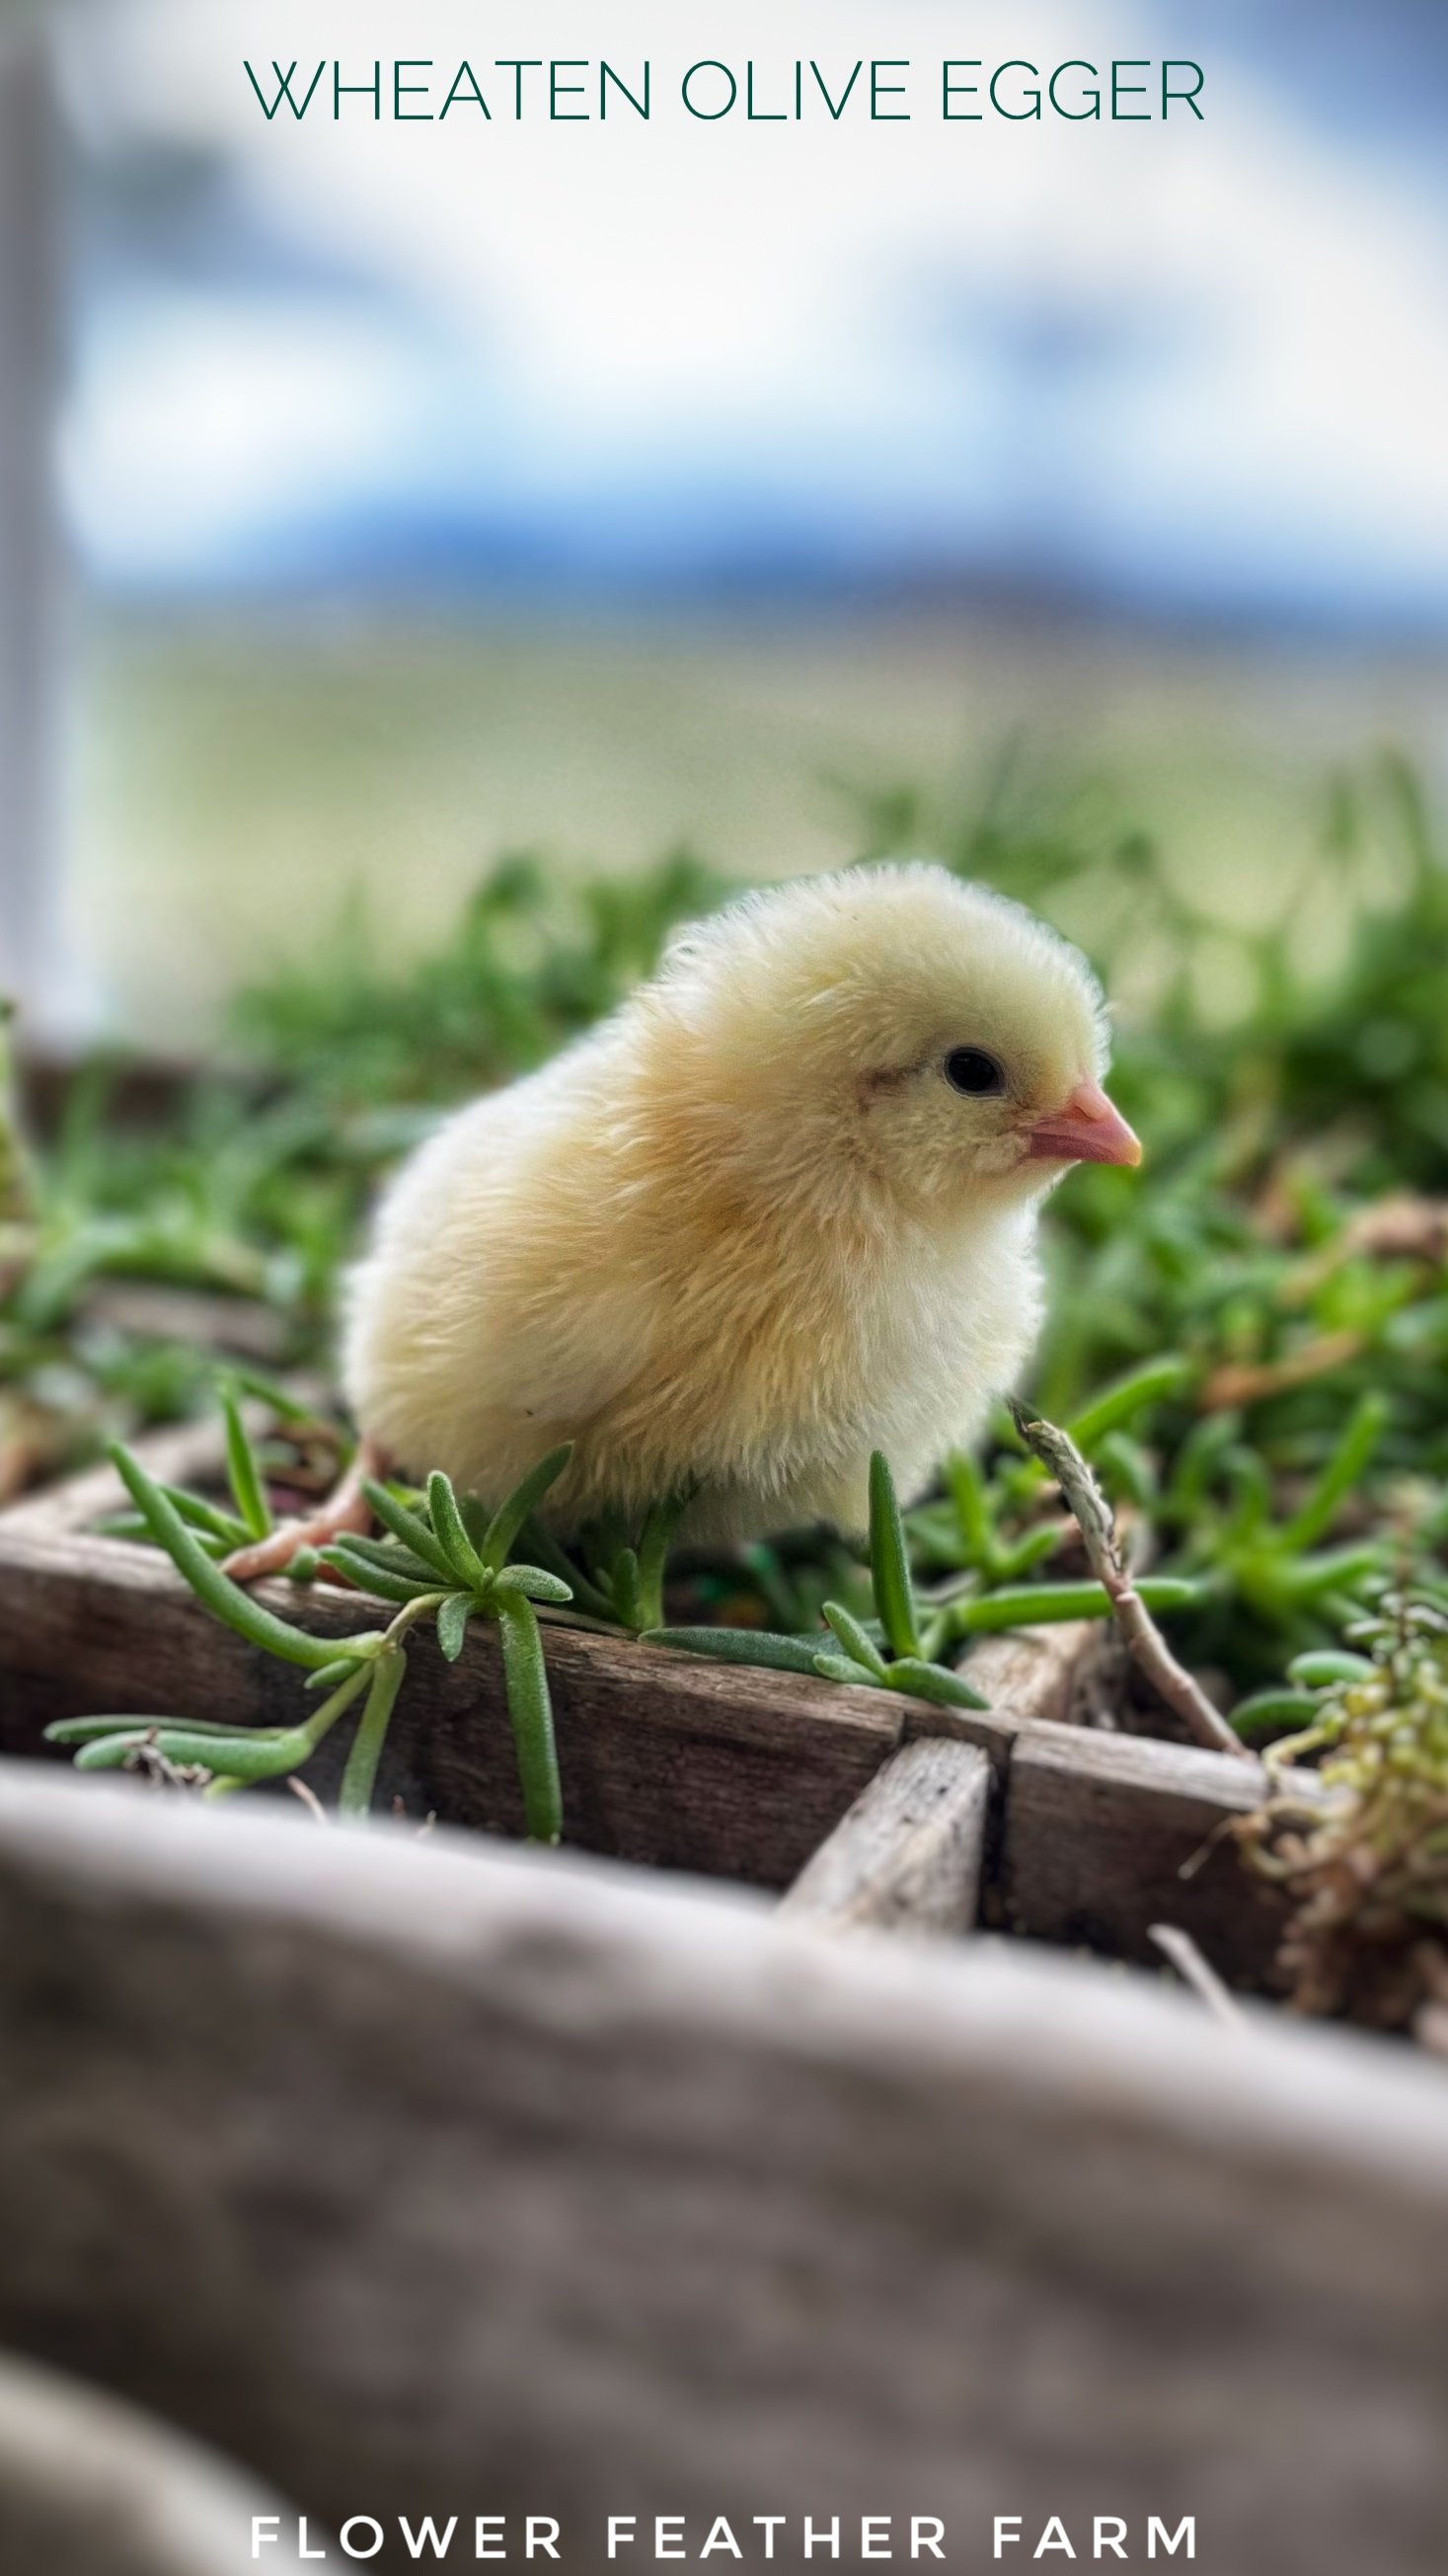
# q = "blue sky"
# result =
<box><xmin>58</xmin><ymin>0</ymin><xmax>1448</xmax><ymax>626</ymax></box>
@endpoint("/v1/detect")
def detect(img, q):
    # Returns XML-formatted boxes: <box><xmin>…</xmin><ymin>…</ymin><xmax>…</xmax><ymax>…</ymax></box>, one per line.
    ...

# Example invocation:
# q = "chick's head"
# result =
<box><xmin>645</xmin><ymin>863</ymin><xmax>1139</xmax><ymax>1224</ymax></box>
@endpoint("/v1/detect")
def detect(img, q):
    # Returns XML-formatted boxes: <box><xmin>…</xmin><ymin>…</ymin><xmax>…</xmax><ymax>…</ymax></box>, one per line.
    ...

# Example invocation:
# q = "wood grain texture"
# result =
<box><xmin>1002</xmin><ymin>1723</ymin><xmax>1291</xmax><ymax>1990</ymax></box>
<box><xmin>0</xmin><ymin>1438</ymin><xmax>903</xmax><ymax>1889</ymax></box>
<box><xmin>961</xmin><ymin>1617</ymin><xmax>1102</xmax><ymax>1726</ymax></box>
<box><xmin>880</xmin><ymin>1619</ymin><xmax>1107</xmax><ymax>1780</ymax></box>
<box><xmin>0</xmin><ymin>1770</ymin><xmax>1444</xmax><ymax>2576</ymax></box>
<box><xmin>0</xmin><ymin>1438</ymin><xmax>1285</xmax><ymax>1970</ymax></box>
<box><xmin>779</xmin><ymin>1737</ymin><xmax>991</xmax><ymax>1934</ymax></box>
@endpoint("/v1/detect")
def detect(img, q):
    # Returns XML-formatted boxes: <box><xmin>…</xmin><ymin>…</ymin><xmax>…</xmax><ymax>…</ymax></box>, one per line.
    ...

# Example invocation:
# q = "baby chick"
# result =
<box><xmin>227</xmin><ymin>864</ymin><xmax>1138</xmax><ymax>1576</ymax></box>
<box><xmin>344</xmin><ymin>860</ymin><xmax>1137</xmax><ymax>1541</ymax></box>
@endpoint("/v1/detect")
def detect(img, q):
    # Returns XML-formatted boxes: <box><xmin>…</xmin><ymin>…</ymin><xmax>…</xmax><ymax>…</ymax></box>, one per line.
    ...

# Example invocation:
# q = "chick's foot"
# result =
<box><xmin>222</xmin><ymin>1441</ymin><xmax>385</xmax><ymax>1582</ymax></box>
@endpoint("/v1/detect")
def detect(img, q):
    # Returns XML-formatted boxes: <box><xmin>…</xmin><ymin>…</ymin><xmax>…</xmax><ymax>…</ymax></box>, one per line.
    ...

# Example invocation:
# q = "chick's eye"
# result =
<box><xmin>944</xmin><ymin>1047</ymin><xmax>1005</xmax><ymax>1097</ymax></box>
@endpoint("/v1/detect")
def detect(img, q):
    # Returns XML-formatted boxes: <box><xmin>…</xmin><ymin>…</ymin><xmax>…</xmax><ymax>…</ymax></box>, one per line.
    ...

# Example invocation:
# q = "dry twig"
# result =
<box><xmin>1009</xmin><ymin>1398</ymin><xmax>1253</xmax><ymax>1762</ymax></box>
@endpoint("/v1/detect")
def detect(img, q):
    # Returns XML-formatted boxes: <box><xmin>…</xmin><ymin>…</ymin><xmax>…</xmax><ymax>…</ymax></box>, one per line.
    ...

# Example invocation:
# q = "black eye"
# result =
<box><xmin>944</xmin><ymin>1048</ymin><xmax>1005</xmax><ymax>1097</ymax></box>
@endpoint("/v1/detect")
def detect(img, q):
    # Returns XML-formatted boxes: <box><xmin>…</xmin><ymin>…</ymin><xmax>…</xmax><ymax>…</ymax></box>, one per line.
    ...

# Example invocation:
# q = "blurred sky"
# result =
<box><xmin>53</xmin><ymin>0</ymin><xmax>1448</xmax><ymax>626</ymax></box>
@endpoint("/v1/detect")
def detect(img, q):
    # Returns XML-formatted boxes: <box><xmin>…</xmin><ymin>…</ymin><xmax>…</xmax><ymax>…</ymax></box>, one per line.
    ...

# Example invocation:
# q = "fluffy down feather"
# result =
<box><xmin>342</xmin><ymin>863</ymin><xmax>1134</xmax><ymax>1541</ymax></box>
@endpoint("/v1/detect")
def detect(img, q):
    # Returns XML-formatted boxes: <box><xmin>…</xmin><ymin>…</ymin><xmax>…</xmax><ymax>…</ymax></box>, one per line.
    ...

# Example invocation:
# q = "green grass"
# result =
<box><xmin>9</xmin><ymin>731</ymin><xmax>1448</xmax><ymax>1721</ymax></box>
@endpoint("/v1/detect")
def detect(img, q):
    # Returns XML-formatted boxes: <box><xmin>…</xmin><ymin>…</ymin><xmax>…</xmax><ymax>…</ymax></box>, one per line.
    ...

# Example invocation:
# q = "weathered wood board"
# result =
<box><xmin>0</xmin><ymin>1429</ymin><xmax>1288</xmax><ymax>1978</ymax></box>
<box><xmin>0</xmin><ymin>1769</ymin><xmax>1442</xmax><ymax>2576</ymax></box>
<box><xmin>0</xmin><ymin>2349</ymin><xmax>313</xmax><ymax>2574</ymax></box>
<box><xmin>780</xmin><ymin>1737</ymin><xmax>992</xmax><ymax>1933</ymax></box>
<box><xmin>0</xmin><ymin>1424</ymin><xmax>919</xmax><ymax>1886</ymax></box>
<box><xmin>1001</xmin><ymin>1723</ymin><xmax>1291</xmax><ymax>1986</ymax></box>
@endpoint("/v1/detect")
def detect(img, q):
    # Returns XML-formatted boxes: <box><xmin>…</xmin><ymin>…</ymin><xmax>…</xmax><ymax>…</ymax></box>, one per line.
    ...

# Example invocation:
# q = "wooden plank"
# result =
<box><xmin>1002</xmin><ymin>1723</ymin><xmax>1291</xmax><ymax>1990</ymax></box>
<box><xmin>962</xmin><ymin>1617</ymin><xmax>1101</xmax><ymax>1724</ymax></box>
<box><xmin>0</xmin><ymin>1770</ymin><xmax>1444</xmax><ymax>2575</ymax></box>
<box><xmin>0</xmin><ymin>1444</ymin><xmax>904</xmax><ymax>1889</ymax></box>
<box><xmin>0</xmin><ymin>1434</ymin><xmax>1290</xmax><ymax>1968</ymax></box>
<box><xmin>780</xmin><ymin>1737</ymin><xmax>991</xmax><ymax>1934</ymax></box>
<box><xmin>0</xmin><ymin>2349</ymin><xmax>311</xmax><ymax>2572</ymax></box>
<box><xmin>873</xmin><ymin>1619</ymin><xmax>1106</xmax><ymax>1784</ymax></box>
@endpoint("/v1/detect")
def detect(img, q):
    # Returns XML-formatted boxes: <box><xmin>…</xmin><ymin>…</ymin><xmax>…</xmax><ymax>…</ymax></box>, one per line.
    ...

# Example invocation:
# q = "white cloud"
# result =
<box><xmin>60</xmin><ymin>0</ymin><xmax>1448</xmax><ymax>606</ymax></box>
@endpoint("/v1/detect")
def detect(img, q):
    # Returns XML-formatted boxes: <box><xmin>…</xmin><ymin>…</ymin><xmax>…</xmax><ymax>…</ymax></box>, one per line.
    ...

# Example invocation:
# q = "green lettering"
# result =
<box><xmin>990</xmin><ymin>61</ymin><xmax>1041</xmax><ymax>120</ymax></box>
<box><xmin>871</xmin><ymin>60</ymin><xmax>909</xmax><ymax>120</ymax></box>
<box><xmin>1163</xmin><ymin>60</ymin><xmax>1205</xmax><ymax>119</ymax></box>
<box><xmin>942</xmin><ymin>61</ymin><xmax>982</xmax><ymax>120</ymax></box>
<box><xmin>1111</xmin><ymin>60</ymin><xmax>1151</xmax><ymax>120</ymax></box>
<box><xmin>550</xmin><ymin>60</ymin><xmax>588</xmax><ymax>119</ymax></box>
<box><xmin>243</xmin><ymin>60</ymin><xmax>326</xmax><ymax>122</ymax></box>
<box><xmin>1048</xmin><ymin>61</ymin><xmax>1101</xmax><ymax>120</ymax></box>
<box><xmin>682</xmin><ymin>60</ymin><xmax>736</xmax><ymax>119</ymax></box>
<box><xmin>394</xmin><ymin>61</ymin><xmax>432</xmax><ymax>121</ymax></box>
<box><xmin>440</xmin><ymin>62</ymin><xmax>491</xmax><ymax>117</ymax></box>
<box><xmin>600</xmin><ymin>61</ymin><xmax>649</xmax><ymax>119</ymax></box>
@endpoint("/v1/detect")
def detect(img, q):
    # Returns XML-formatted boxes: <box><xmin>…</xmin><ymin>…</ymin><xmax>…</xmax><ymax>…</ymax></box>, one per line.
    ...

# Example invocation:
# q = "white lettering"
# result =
<box><xmin>1149</xmin><ymin>2521</ymin><xmax>1195</xmax><ymax>2560</ymax></box>
<box><xmin>401</xmin><ymin>2521</ymin><xmax>457</xmax><ymax>2560</ymax></box>
<box><xmin>341</xmin><ymin>2523</ymin><xmax>385</xmax><ymax>2562</ymax></box>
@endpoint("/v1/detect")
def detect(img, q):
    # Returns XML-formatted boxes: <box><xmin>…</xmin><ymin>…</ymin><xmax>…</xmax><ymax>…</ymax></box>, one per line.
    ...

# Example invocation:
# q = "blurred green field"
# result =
<box><xmin>70</xmin><ymin>607</ymin><xmax>1448</xmax><ymax>1048</ymax></box>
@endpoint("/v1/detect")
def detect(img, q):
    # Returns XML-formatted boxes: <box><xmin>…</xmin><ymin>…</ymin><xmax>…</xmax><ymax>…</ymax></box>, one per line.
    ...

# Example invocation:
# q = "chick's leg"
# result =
<box><xmin>222</xmin><ymin>1439</ymin><xmax>387</xmax><ymax>1583</ymax></box>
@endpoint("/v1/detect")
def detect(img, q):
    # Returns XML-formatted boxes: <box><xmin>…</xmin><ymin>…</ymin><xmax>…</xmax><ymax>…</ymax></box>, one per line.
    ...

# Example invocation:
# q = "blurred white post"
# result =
<box><xmin>0</xmin><ymin>16</ymin><xmax>64</xmax><ymax>1033</ymax></box>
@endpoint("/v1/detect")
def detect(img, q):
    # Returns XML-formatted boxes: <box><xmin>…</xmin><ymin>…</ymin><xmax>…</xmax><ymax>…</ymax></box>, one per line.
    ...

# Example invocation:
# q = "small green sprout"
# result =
<box><xmin>54</xmin><ymin>1427</ymin><xmax>574</xmax><ymax>1843</ymax></box>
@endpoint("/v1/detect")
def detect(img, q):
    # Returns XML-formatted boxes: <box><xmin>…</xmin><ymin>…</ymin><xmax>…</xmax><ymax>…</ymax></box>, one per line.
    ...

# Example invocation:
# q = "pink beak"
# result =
<box><xmin>1026</xmin><ymin>1078</ymin><xmax>1142</xmax><ymax>1169</ymax></box>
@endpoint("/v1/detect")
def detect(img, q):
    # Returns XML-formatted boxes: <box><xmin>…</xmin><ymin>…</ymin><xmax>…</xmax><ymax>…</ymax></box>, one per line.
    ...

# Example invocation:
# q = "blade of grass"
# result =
<box><xmin>952</xmin><ymin>1576</ymin><xmax>1205</xmax><ymax>1634</ymax></box>
<box><xmin>436</xmin><ymin>1594</ymin><xmax>473</xmax><ymax>1661</ymax></box>
<box><xmin>361</xmin><ymin>1478</ymin><xmax>458</xmax><ymax>1584</ymax></box>
<box><xmin>635</xmin><ymin>1491</ymin><xmax>689</xmax><ymax>1631</ymax></box>
<box><xmin>1066</xmin><ymin>1355</ymin><xmax>1193</xmax><ymax>1451</ymax></box>
<box><xmin>332</xmin><ymin>1530</ymin><xmax>441</xmax><ymax>1586</ymax></box>
<box><xmin>869</xmin><ymin>1450</ymin><xmax>921</xmax><ymax>1658</ymax></box>
<box><xmin>479</xmin><ymin>1444</ymin><xmax>573</xmax><ymax>1574</ymax></box>
<box><xmin>221</xmin><ymin>1387</ymin><xmax>271</xmax><ymax>1541</ymax></box>
<box><xmin>163</xmin><ymin>1486</ymin><xmax>253</xmax><ymax>1548</ymax></box>
<box><xmin>643</xmin><ymin>1625</ymin><xmax>829</xmax><ymax>1676</ymax></box>
<box><xmin>492</xmin><ymin>1565</ymin><xmax>572</xmax><ymax>1604</ymax></box>
<box><xmin>73</xmin><ymin>1661</ymin><xmax>372</xmax><ymax>1779</ymax></box>
<box><xmin>426</xmin><ymin>1470</ymin><xmax>490</xmax><ymax>1591</ymax></box>
<box><xmin>610</xmin><ymin>1545</ymin><xmax>643</xmax><ymax>1631</ymax></box>
<box><xmin>496</xmin><ymin>1594</ymin><xmax>563</xmax><ymax>1843</ymax></box>
<box><xmin>338</xmin><ymin>1648</ymin><xmax>407</xmax><ymax>1818</ymax></box>
<box><xmin>1277</xmin><ymin>1391</ymin><xmax>1390</xmax><ymax>1552</ymax></box>
<box><xmin>111</xmin><ymin>1440</ymin><xmax>382</xmax><ymax>1673</ymax></box>
<box><xmin>821</xmin><ymin>1600</ymin><xmax>889</xmax><ymax>1680</ymax></box>
<box><xmin>885</xmin><ymin>1657</ymin><xmax>990</xmax><ymax>1710</ymax></box>
<box><xmin>46</xmin><ymin>1714</ymin><xmax>289</xmax><ymax>1746</ymax></box>
<box><xmin>319</xmin><ymin>1543</ymin><xmax>441</xmax><ymax>1606</ymax></box>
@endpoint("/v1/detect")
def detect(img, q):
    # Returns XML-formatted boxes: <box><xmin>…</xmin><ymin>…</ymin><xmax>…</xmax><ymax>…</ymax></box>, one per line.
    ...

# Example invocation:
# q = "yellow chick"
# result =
<box><xmin>323</xmin><ymin>861</ymin><xmax>1138</xmax><ymax>1549</ymax></box>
